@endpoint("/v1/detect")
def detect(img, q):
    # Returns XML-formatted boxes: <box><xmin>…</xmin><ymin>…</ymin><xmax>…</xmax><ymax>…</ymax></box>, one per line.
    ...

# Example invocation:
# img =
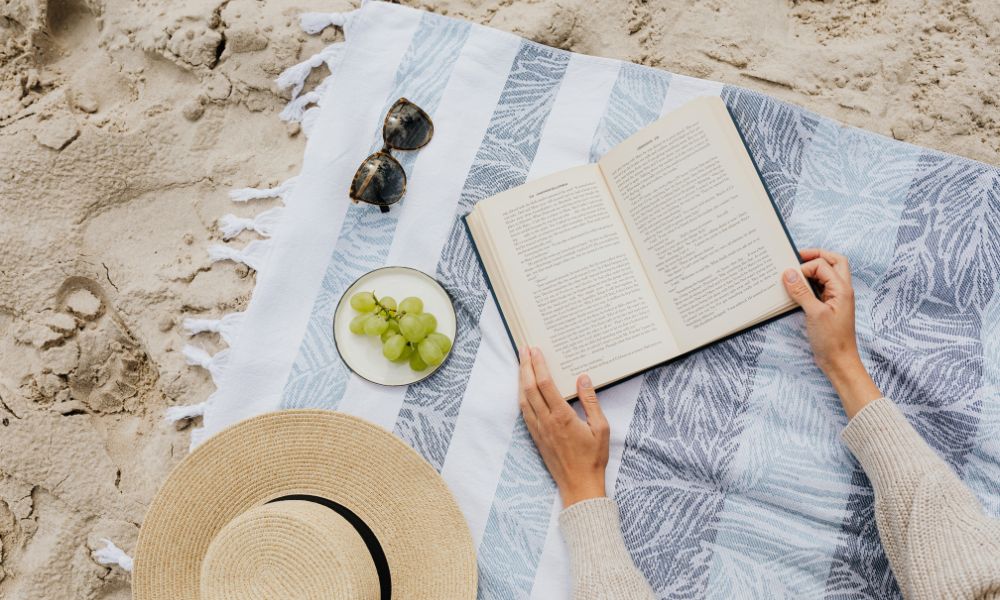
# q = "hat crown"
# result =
<box><xmin>200</xmin><ymin>500</ymin><xmax>380</xmax><ymax>600</ymax></box>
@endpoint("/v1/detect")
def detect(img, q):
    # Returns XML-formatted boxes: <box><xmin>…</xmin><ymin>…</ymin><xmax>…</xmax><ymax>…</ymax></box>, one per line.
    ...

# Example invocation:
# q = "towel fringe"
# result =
<box><xmin>207</xmin><ymin>240</ymin><xmax>271</xmax><ymax>272</ymax></box>
<box><xmin>218</xmin><ymin>207</ymin><xmax>284</xmax><ymax>239</ymax></box>
<box><xmin>93</xmin><ymin>539</ymin><xmax>133</xmax><ymax>572</ymax></box>
<box><xmin>280</xmin><ymin>90</ymin><xmax>321</xmax><ymax>122</ymax></box>
<box><xmin>182</xmin><ymin>345</ymin><xmax>230</xmax><ymax>383</ymax></box>
<box><xmin>182</xmin><ymin>344</ymin><xmax>215</xmax><ymax>370</ymax></box>
<box><xmin>228</xmin><ymin>176</ymin><xmax>298</xmax><ymax>203</ymax></box>
<box><xmin>275</xmin><ymin>43</ymin><xmax>345</xmax><ymax>100</ymax></box>
<box><xmin>182</xmin><ymin>312</ymin><xmax>247</xmax><ymax>343</ymax></box>
<box><xmin>165</xmin><ymin>402</ymin><xmax>206</xmax><ymax>423</ymax></box>
<box><xmin>299</xmin><ymin>11</ymin><xmax>349</xmax><ymax>35</ymax></box>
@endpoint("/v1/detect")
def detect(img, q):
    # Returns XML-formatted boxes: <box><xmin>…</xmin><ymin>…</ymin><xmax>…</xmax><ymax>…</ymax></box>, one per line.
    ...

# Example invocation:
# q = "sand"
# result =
<box><xmin>0</xmin><ymin>0</ymin><xmax>996</xmax><ymax>597</ymax></box>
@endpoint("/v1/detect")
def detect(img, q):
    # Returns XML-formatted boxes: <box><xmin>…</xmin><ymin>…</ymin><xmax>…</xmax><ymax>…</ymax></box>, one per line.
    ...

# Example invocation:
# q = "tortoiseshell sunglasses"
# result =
<box><xmin>349</xmin><ymin>98</ymin><xmax>434</xmax><ymax>213</ymax></box>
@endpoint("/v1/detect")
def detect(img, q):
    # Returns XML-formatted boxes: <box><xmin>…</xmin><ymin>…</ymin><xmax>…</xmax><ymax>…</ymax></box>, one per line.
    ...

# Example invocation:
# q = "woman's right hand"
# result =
<box><xmin>782</xmin><ymin>248</ymin><xmax>882</xmax><ymax>418</ymax></box>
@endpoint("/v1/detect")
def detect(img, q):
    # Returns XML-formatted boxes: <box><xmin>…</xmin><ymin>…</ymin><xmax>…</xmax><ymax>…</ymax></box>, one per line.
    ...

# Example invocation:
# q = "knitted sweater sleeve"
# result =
<box><xmin>559</xmin><ymin>497</ymin><xmax>656</xmax><ymax>600</ymax></box>
<box><xmin>841</xmin><ymin>398</ymin><xmax>1000</xmax><ymax>600</ymax></box>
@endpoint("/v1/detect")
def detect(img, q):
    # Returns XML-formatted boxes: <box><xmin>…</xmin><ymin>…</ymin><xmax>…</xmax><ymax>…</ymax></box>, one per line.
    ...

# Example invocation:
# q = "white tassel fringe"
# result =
<box><xmin>165</xmin><ymin>402</ymin><xmax>206</xmax><ymax>423</ymax></box>
<box><xmin>228</xmin><ymin>176</ymin><xmax>298</xmax><ymax>203</ymax></box>
<box><xmin>182</xmin><ymin>345</ymin><xmax>230</xmax><ymax>383</ymax></box>
<box><xmin>207</xmin><ymin>240</ymin><xmax>271</xmax><ymax>272</ymax></box>
<box><xmin>218</xmin><ymin>207</ymin><xmax>284</xmax><ymax>239</ymax></box>
<box><xmin>182</xmin><ymin>344</ymin><xmax>215</xmax><ymax>370</ymax></box>
<box><xmin>93</xmin><ymin>539</ymin><xmax>133</xmax><ymax>572</ymax></box>
<box><xmin>275</xmin><ymin>43</ymin><xmax>345</xmax><ymax>100</ymax></box>
<box><xmin>299</xmin><ymin>11</ymin><xmax>349</xmax><ymax>34</ymax></box>
<box><xmin>182</xmin><ymin>312</ymin><xmax>246</xmax><ymax>343</ymax></box>
<box><xmin>280</xmin><ymin>90</ymin><xmax>321</xmax><ymax>122</ymax></box>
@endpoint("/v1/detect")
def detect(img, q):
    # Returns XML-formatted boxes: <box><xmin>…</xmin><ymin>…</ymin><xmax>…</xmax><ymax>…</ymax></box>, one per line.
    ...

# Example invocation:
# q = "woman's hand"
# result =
<box><xmin>519</xmin><ymin>346</ymin><xmax>609</xmax><ymax>508</ymax></box>
<box><xmin>782</xmin><ymin>248</ymin><xmax>882</xmax><ymax>418</ymax></box>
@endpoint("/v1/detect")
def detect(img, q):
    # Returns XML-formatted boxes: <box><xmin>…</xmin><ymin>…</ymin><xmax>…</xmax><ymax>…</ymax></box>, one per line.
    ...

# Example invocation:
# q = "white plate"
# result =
<box><xmin>333</xmin><ymin>266</ymin><xmax>456</xmax><ymax>386</ymax></box>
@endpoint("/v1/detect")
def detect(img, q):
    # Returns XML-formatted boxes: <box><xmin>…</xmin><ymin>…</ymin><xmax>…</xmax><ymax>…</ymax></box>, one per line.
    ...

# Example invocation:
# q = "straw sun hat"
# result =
<box><xmin>133</xmin><ymin>410</ymin><xmax>477</xmax><ymax>599</ymax></box>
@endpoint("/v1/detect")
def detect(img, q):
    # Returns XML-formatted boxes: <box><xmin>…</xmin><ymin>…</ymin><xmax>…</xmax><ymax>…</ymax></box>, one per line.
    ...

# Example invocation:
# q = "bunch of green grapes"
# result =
<box><xmin>348</xmin><ymin>291</ymin><xmax>452</xmax><ymax>372</ymax></box>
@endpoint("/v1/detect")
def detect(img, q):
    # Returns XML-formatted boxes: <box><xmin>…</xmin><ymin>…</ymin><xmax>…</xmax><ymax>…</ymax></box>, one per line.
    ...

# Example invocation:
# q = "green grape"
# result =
<box><xmin>380</xmin><ymin>328</ymin><xmax>395</xmax><ymax>343</ymax></box>
<box><xmin>382</xmin><ymin>334</ymin><xmax>407</xmax><ymax>361</ymax></box>
<box><xmin>363</xmin><ymin>314</ymin><xmax>389</xmax><ymax>336</ymax></box>
<box><xmin>349</xmin><ymin>314</ymin><xmax>369</xmax><ymax>335</ymax></box>
<box><xmin>426</xmin><ymin>332</ymin><xmax>452</xmax><ymax>355</ymax></box>
<box><xmin>398</xmin><ymin>314</ymin><xmax>427</xmax><ymax>343</ymax></box>
<box><xmin>386</xmin><ymin>319</ymin><xmax>400</xmax><ymax>334</ymax></box>
<box><xmin>380</xmin><ymin>296</ymin><xmax>397</xmax><ymax>311</ymax></box>
<box><xmin>417</xmin><ymin>338</ymin><xmax>444</xmax><ymax>366</ymax></box>
<box><xmin>399</xmin><ymin>296</ymin><xmax>423</xmax><ymax>315</ymax></box>
<box><xmin>417</xmin><ymin>312</ymin><xmax>437</xmax><ymax>333</ymax></box>
<box><xmin>398</xmin><ymin>343</ymin><xmax>414</xmax><ymax>360</ymax></box>
<box><xmin>350</xmin><ymin>291</ymin><xmax>376</xmax><ymax>312</ymax></box>
<box><xmin>409</xmin><ymin>352</ymin><xmax>428</xmax><ymax>371</ymax></box>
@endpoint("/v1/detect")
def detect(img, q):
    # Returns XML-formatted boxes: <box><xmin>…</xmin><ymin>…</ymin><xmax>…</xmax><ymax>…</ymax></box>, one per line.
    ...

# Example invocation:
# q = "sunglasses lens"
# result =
<box><xmin>350</xmin><ymin>153</ymin><xmax>406</xmax><ymax>208</ymax></box>
<box><xmin>383</xmin><ymin>99</ymin><xmax>433</xmax><ymax>150</ymax></box>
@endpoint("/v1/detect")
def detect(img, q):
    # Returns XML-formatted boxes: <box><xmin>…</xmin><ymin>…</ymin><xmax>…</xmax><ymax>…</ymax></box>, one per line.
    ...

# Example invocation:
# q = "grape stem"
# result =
<box><xmin>371</xmin><ymin>291</ymin><xmax>413</xmax><ymax>320</ymax></box>
<box><xmin>370</xmin><ymin>291</ymin><xmax>396</xmax><ymax>320</ymax></box>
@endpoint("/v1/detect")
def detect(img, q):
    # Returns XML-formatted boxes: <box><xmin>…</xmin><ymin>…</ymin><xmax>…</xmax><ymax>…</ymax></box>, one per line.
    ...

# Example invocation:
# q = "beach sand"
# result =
<box><xmin>0</xmin><ymin>0</ymin><xmax>996</xmax><ymax>596</ymax></box>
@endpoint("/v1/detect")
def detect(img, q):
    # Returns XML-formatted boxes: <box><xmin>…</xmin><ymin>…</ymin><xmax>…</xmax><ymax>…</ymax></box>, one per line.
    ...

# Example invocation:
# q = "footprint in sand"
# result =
<box><xmin>23</xmin><ymin>278</ymin><xmax>157</xmax><ymax>415</ymax></box>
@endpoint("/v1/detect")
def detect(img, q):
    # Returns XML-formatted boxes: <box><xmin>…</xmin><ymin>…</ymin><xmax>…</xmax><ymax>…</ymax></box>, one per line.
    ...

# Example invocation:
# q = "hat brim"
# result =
<box><xmin>134</xmin><ymin>410</ymin><xmax>477</xmax><ymax>599</ymax></box>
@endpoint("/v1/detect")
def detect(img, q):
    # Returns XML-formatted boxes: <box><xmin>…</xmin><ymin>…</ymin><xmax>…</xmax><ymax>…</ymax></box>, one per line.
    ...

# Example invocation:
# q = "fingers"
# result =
<box><xmin>577</xmin><ymin>374</ymin><xmax>609</xmax><ymax>440</ymax></box>
<box><xmin>530</xmin><ymin>347</ymin><xmax>570</xmax><ymax>414</ymax></box>
<box><xmin>799</xmin><ymin>258</ymin><xmax>852</xmax><ymax>301</ymax></box>
<box><xmin>519</xmin><ymin>346</ymin><xmax>545</xmax><ymax>422</ymax></box>
<box><xmin>782</xmin><ymin>267</ymin><xmax>825</xmax><ymax>313</ymax></box>
<box><xmin>799</xmin><ymin>248</ymin><xmax>851</xmax><ymax>282</ymax></box>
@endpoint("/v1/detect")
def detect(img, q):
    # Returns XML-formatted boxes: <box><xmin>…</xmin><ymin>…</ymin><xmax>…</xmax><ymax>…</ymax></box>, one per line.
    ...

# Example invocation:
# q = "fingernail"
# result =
<box><xmin>580</xmin><ymin>374</ymin><xmax>592</xmax><ymax>388</ymax></box>
<box><xmin>784</xmin><ymin>269</ymin><xmax>799</xmax><ymax>283</ymax></box>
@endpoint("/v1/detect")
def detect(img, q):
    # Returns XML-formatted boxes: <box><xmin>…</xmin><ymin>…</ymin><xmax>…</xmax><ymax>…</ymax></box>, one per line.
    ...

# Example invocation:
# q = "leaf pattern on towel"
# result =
<box><xmin>601</xmin><ymin>87</ymin><xmax>817</xmax><ymax>599</ymax></box>
<box><xmin>704</xmin><ymin>122</ymin><xmax>921</xmax><ymax>599</ymax></box>
<box><xmin>282</xmin><ymin>13</ymin><xmax>471</xmax><ymax>410</ymax></box>
<box><xmin>589</xmin><ymin>63</ymin><xmax>671</xmax><ymax>162</ymax></box>
<box><xmin>723</xmin><ymin>87</ymin><xmax>820</xmax><ymax>217</ymax></box>
<box><xmin>474</xmin><ymin>59</ymin><xmax>673</xmax><ymax>600</ymax></box>
<box><xmin>615</xmin><ymin>332</ymin><xmax>767</xmax><ymax>598</ymax></box>
<box><xmin>825</xmin><ymin>152</ymin><xmax>1000</xmax><ymax>599</ymax></box>
<box><xmin>393</xmin><ymin>40</ymin><xmax>571</xmax><ymax>471</ymax></box>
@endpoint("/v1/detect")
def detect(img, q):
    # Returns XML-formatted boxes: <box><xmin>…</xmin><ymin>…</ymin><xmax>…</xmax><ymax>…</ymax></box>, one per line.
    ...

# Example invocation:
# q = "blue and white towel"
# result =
<box><xmin>178</xmin><ymin>2</ymin><xmax>1000</xmax><ymax>597</ymax></box>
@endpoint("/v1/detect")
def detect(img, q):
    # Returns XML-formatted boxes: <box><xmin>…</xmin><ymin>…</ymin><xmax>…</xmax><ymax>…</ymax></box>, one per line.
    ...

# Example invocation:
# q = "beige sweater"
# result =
<box><xmin>559</xmin><ymin>398</ymin><xmax>1000</xmax><ymax>600</ymax></box>
<box><xmin>841</xmin><ymin>398</ymin><xmax>1000</xmax><ymax>599</ymax></box>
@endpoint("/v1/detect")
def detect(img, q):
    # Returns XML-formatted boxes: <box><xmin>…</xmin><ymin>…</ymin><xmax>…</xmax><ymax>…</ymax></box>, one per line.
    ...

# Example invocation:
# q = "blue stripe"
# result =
<box><xmin>824</xmin><ymin>152</ymin><xmax>1000</xmax><ymax>598</ymax></box>
<box><xmin>704</xmin><ymin>121</ymin><xmax>920</xmax><ymax>598</ymax></box>
<box><xmin>473</xmin><ymin>60</ymin><xmax>671</xmax><ymax>600</ymax></box>
<box><xmin>391</xmin><ymin>40</ymin><xmax>572</xmax><ymax>472</ymax></box>
<box><xmin>589</xmin><ymin>63</ymin><xmax>671</xmax><ymax>162</ymax></box>
<box><xmin>282</xmin><ymin>13</ymin><xmax>472</xmax><ymax>410</ymax></box>
<box><xmin>612</xmin><ymin>86</ymin><xmax>819</xmax><ymax>598</ymax></box>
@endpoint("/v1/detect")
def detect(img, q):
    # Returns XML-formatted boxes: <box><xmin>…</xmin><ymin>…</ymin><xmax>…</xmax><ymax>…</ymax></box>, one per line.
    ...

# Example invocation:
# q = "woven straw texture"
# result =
<box><xmin>133</xmin><ymin>410</ymin><xmax>476</xmax><ymax>599</ymax></box>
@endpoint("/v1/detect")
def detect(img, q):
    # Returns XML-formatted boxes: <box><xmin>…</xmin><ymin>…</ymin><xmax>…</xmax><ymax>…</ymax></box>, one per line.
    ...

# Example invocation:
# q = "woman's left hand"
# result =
<box><xmin>518</xmin><ymin>346</ymin><xmax>610</xmax><ymax>508</ymax></box>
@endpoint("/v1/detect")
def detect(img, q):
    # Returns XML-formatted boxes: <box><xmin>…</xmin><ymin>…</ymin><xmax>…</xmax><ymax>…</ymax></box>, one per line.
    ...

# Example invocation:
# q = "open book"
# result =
<box><xmin>464</xmin><ymin>96</ymin><xmax>803</xmax><ymax>399</ymax></box>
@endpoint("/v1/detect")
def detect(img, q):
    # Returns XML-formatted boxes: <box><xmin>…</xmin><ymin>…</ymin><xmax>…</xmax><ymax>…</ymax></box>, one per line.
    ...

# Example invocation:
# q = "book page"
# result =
<box><xmin>469</xmin><ymin>164</ymin><xmax>677</xmax><ymax>398</ymax></box>
<box><xmin>598</xmin><ymin>97</ymin><xmax>800</xmax><ymax>351</ymax></box>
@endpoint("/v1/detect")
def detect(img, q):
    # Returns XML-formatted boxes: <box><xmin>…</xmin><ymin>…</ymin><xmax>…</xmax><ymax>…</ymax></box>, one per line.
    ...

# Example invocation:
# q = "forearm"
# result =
<box><xmin>559</xmin><ymin>498</ymin><xmax>655</xmax><ymax>600</ymax></box>
<box><xmin>823</xmin><ymin>354</ymin><xmax>882</xmax><ymax>419</ymax></box>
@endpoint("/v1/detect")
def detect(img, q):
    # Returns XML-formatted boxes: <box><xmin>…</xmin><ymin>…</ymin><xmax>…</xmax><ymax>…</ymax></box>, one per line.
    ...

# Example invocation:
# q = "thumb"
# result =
<box><xmin>577</xmin><ymin>374</ymin><xmax>608</xmax><ymax>433</ymax></box>
<box><xmin>783</xmin><ymin>268</ymin><xmax>823</xmax><ymax>314</ymax></box>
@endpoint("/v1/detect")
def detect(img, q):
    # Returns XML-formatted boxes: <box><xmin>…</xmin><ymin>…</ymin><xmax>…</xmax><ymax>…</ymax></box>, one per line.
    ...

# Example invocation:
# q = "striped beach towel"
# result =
<box><xmin>177</xmin><ymin>2</ymin><xmax>1000</xmax><ymax>597</ymax></box>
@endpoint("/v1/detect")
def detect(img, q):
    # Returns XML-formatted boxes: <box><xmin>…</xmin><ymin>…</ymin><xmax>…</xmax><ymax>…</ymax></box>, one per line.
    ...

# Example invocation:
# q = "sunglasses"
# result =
<box><xmin>350</xmin><ymin>98</ymin><xmax>434</xmax><ymax>213</ymax></box>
